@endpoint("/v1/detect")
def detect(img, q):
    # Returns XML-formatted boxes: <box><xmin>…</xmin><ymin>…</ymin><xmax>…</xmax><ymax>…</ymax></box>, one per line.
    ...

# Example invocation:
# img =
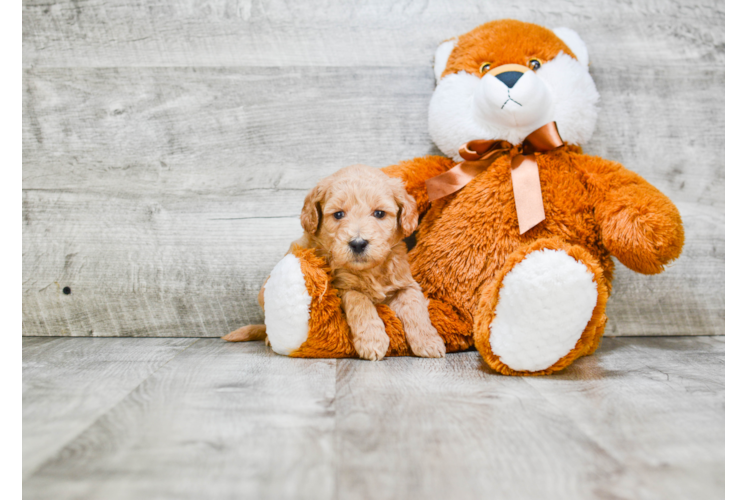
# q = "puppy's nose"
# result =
<box><xmin>349</xmin><ymin>238</ymin><xmax>369</xmax><ymax>254</ymax></box>
<box><xmin>495</xmin><ymin>71</ymin><xmax>523</xmax><ymax>88</ymax></box>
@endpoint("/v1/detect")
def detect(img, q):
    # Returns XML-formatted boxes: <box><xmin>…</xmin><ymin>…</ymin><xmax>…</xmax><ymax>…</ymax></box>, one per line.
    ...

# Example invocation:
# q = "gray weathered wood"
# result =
<box><xmin>23</xmin><ymin>0</ymin><xmax>724</xmax><ymax>69</ymax></box>
<box><xmin>24</xmin><ymin>339</ymin><xmax>337</xmax><ymax>500</ymax></box>
<box><xmin>22</xmin><ymin>337</ymin><xmax>196</xmax><ymax>479</ymax></box>
<box><xmin>523</xmin><ymin>337</ymin><xmax>725</xmax><ymax>500</ymax></box>
<box><xmin>334</xmin><ymin>336</ymin><xmax>724</xmax><ymax>500</ymax></box>
<box><xmin>22</xmin><ymin>0</ymin><xmax>724</xmax><ymax>337</ymax></box>
<box><xmin>22</xmin><ymin>336</ymin><xmax>724</xmax><ymax>499</ymax></box>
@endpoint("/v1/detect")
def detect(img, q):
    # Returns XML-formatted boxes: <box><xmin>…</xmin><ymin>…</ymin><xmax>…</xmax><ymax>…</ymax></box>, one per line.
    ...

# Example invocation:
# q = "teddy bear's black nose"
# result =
<box><xmin>349</xmin><ymin>238</ymin><xmax>369</xmax><ymax>254</ymax></box>
<box><xmin>496</xmin><ymin>71</ymin><xmax>523</xmax><ymax>88</ymax></box>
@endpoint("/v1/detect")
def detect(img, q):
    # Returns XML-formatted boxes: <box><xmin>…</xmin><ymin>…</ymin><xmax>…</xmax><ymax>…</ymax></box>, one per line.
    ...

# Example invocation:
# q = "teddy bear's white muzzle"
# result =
<box><xmin>473</xmin><ymin>70</ymin><xmax>554</xmax><ymax>131</ymax></box>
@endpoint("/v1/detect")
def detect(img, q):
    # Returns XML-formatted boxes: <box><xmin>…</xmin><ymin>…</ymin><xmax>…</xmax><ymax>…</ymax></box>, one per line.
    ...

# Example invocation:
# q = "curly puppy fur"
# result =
<box><xmin>224</xmin><ymin>165</ymin><xmax>445</xmax><ymax>361</ymax></box>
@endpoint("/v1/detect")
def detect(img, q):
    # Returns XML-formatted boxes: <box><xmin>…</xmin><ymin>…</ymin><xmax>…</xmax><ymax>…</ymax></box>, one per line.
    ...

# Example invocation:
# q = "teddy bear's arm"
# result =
<box><xmin>578</xmin><ymin>155</ymin><xmax>685</xmax><ymax>275</ymax></box>
<box><xmin>381</xmin><ymin>156</ymin><xmax>456</xmax><ymax>215</ymax></box>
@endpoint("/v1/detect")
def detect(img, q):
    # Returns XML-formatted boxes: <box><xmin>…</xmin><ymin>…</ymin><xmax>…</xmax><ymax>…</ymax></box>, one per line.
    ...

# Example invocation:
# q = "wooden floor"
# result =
<box><xmin>22</xmin><ymin>336</ymin><xmax>724</xmax><ymax>500</ymax></box>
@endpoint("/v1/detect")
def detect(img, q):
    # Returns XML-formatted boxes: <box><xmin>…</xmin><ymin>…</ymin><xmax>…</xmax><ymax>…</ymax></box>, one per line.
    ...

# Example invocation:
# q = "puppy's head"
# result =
<box><xmin>300</xmin><ymin>164</ymin><xmax>417</xmax><ymax>271</ymax></box>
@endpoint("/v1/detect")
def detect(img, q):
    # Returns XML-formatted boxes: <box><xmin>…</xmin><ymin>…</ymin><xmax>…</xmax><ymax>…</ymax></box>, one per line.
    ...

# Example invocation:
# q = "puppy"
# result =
<box><xmin>224</xmin><ymin>164</ymin><xmax>446</xmax><ymax>360</ymax></box>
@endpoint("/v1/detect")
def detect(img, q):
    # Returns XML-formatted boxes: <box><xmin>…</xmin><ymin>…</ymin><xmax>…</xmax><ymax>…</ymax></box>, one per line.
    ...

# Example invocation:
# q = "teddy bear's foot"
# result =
<box><xmin>263</xmin><ymin>252</ymin><xmax>314</xmax><ymax>355</ymax></box>
<box><xmin>474</xmin><ymin>239</ymin><xmax>609</xmax><ymax>375</ymax></box>
<box><xmin>487</xmin><ymin>249</ymin><xmax>596</xmax><ymax>371</ymax></box>
<box><xmin>262</xmin><ymin>246</ymin><xmax>411</xmax><ymax>359</ymax></box>
<box><xmin>262</xmin><ymin>245</ymin><xmax>357</xmax><ymax>358</ymax></box>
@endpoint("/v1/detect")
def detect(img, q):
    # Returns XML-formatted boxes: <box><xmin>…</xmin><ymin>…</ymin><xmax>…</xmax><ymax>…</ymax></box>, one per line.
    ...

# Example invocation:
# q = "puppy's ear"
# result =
<box><xmin>389</xmin><ymin>178</ymin><xmax>418</xmax><ymax>237</ymax></box>
<box><xmin>300</xmin><ymin>182</ymin><xmax>327</xmax><ymax>234</ymax></box>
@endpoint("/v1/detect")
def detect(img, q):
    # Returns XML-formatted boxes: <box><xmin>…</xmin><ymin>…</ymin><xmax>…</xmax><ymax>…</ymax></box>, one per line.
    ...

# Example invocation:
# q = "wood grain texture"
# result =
<box><xmin>24</xmin><ymin>339</ymin><xmax>338</xmax><ymax>500</ymax></box>
<box><xmin>22</xmin><ymin>337</ymin><xmax>196</xmax><ymax>479</ymax></box>
<box><xmin>22</xmin><ymin>336</ymin><xmax>724</xmax><ymax>500</ymax></box>
<box><xmin>22</xmin><ymin>0</ymin><xmax>724</xmax><ymax>337</ymax></box>
<box><xmin>524</xmin><ymin>336</ymin><xmax>725</xmax><ymax>500</ymax></box>
<box><xmin>23</xmin><ymin>0</ymin><xmax>724</xmax><ymax>69</ymax></box>
<box><xmin>334</xmin><ymin>336</ymin><xmax>724</xmax><ymax>500</ymax></box>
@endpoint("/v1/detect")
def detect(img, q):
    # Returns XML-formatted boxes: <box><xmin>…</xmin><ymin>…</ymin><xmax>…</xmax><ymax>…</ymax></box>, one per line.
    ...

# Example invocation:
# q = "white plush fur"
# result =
<box><xmin>539</xmin><ymin>52</ymin><xmax>599</xmax><ymax>145</ymax></box>
<box><xmin>263</xmin><ymin>254</ymin><xmax>311</xmax><ymax>356</ymax></box>
<box><xmin>433</xmin><ymin>38</ymin><xmax>456</xmax><ymax>82</ymax></box>
<box><xmin>473</xmin><ymin>69</ymin><xmax>555</xmax><ymax>135</ymax></box>
<box><xmin>553</xmin><ymin>27</ymin><xmax>589</xmax><ymax>67</ymax></box>
<box><xmin>489</xmin><ymin>249</ymin><xmax>598</xmax><ymax>371</ymax></box>
<box><xmin>429</xmin><ymin>49</ymin><xmax>599</xmax><ymax>160</ymax></box>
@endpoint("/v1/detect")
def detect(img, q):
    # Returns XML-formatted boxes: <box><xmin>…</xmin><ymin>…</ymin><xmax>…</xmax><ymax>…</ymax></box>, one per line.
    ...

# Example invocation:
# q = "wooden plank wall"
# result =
<box><xmin>22</xmin><ymin>0</ymin><xmax>725</xmax><ymax>337</ymax></box>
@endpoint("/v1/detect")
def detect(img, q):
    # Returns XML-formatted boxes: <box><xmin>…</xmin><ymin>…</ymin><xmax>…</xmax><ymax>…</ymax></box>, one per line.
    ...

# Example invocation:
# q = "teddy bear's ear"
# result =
<box><xmin>552</xmin><ymin>27</ymin><xmax>590</xmax><ymax>68</ymax></box>
<box><xmin>433</xmin><ymin>38</ymin><xmax>457</xmax><ymax>83</ymax></box>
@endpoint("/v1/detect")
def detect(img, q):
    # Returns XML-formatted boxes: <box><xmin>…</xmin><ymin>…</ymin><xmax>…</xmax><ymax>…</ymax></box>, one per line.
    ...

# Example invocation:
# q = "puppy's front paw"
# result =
<box><xmin>408</xmin><ymin>326</ymin><xmax>446</xmax><ymax>358</ymax></box>
<box><xmin>352</xmin><ymin>323</ymin><xmax>390</xmax><ymax>361</ymax></box>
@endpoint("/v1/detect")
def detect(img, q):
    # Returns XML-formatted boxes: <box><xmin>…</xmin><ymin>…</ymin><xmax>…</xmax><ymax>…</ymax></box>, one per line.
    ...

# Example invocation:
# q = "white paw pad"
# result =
<box><xmin>263</xmin><ymin>254</ymin><xmax>311</xmax><ymax>355</ymax></box>
<box><xmin>489</xmin><ymin>249</ymin><xmax>598</xmax><ymax>371</ymax></box>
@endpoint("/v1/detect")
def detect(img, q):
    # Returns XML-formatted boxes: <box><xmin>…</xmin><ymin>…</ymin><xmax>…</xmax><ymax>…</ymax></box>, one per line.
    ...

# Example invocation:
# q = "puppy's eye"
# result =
<box><xmin>333</xmin><ymin>211</ymin><xmax>345</xmax><ymax>220</ymax></box>
<box><xmin>528</xmin><ymin>59</ymin><xmax>542</xmax><ymax>71</ymax></box>
<box><xmin>373</xmin><ymin>210</ymin><xmax>385</xmax><ymax>219</ymax></box>
<box><xmin>479</xmin><ymin>62</ymin><xmax>492</xmax><ymax>73</ymax></box>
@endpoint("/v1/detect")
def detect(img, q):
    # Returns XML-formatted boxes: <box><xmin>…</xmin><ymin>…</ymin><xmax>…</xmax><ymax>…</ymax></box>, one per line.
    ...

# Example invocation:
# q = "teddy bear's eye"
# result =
<box><xmin>528</xmin><ymin>59</ymin><xmax>542</xmax><ymax>71</ymax></box>
<box><xmin>479</xmin><ymin>62</ymin><xmax>492</xmax><ymax>73</ymax></box>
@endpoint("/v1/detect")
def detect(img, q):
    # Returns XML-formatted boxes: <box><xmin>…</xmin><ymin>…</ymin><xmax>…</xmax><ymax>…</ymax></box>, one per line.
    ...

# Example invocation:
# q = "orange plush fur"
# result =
<box><xmin>380</xmin><ymin>21</ymin><xmax>682</xmax><ymax>374</ymax></box>
<box><xmin>225</xmin><ymin>165</ymin><xmax>445</xmax><ymax>360</ymax></box>
<box><xmin>441</xmin><ymin>20</ymin><xmax>577</xmax><ymax>79</ymax></box>
<box><xmin>383</xmin><ymin>146</ymin><xmax>683</xmax><ymax>372</ymax></box>
<box><xmin>231</xmin><ymin>20</ymin><xmax>684</xmax><ymax>376</ymax></box>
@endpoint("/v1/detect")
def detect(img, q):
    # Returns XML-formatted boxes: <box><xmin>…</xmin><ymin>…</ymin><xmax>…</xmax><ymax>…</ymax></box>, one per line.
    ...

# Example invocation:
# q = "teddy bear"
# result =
<box><xmin>256</xmin><ymin>19</ymin><xmax>685</xmax><ymax>375</ymax></box>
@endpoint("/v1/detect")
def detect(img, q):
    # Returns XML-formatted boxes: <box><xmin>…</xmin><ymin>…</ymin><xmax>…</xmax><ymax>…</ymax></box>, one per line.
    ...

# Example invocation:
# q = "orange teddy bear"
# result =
<box><xmin>249</xmin><ymin>19</ymin><xmax>684</xmax><ymax>375</ymax></box>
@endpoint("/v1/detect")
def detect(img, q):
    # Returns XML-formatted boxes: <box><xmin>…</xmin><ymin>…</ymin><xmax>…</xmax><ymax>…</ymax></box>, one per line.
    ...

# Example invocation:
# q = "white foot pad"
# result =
<box><xmin>263</xmin><ymin>254</ymin><xmax>311</xmax><ymax>355</ymax></box>
<box><xmin>489</xmin><ymin>249</ymin><xmax>598</xmax><ymax>371</ymax></box>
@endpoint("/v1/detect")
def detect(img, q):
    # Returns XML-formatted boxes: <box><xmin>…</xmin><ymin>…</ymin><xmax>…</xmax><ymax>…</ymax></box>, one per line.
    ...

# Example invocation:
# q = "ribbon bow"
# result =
<box><xmin>425</xmin><ymin>122</ymin><xmax>564</xmax><ymax>234</ymax></box>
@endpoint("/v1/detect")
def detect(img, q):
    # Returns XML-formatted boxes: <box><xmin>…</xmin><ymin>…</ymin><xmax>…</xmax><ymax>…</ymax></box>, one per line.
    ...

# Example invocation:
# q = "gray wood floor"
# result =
<box><xmin>23</xmin><ymin>336</ymin><xmax>725</xmax><ymax>500</ymax></box>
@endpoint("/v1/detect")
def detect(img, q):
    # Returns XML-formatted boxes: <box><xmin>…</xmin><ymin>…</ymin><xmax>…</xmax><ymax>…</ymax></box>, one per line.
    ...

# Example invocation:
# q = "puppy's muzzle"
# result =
<box><xmin>349</xmin><ymin>238</ymin><xmax>369</xmax><ymax>255</ymax></box>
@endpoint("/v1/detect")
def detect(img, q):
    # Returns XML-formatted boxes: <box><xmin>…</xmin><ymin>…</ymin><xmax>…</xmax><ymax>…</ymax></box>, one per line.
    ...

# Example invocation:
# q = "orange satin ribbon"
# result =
<box><xmin>425</xmin><ymin>122</ymin><xmax>564</xmax><ymax>234</ymax></box>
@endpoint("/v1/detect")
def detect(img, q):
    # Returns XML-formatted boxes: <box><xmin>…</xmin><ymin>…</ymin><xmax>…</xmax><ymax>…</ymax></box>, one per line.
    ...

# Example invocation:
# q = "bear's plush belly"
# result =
<box><xmin>409</xmin><ymin>151</ymin><xmax>601</xmax><ymax>316</ymax></box>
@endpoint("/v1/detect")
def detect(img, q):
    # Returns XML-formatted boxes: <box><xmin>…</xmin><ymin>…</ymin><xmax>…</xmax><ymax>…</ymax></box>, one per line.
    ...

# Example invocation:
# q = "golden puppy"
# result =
<box><xmin>224</xmin><ymin>164</ymin><xmax>445</xmax><ymax>360</ymax></box>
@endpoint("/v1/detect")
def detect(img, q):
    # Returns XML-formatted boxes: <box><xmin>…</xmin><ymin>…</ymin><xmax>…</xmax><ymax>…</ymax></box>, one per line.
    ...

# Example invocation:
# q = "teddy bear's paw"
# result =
<box><xmin>489</xmin><ymin>249</ymin><xmax>598</xmax><ymax>372</ymax></box>
<box><xmin>407</xmin><ymin>326</ymin><xmax>446</xmax><ymax>358</ymax></box>
<box><xmin>263</xmin><ymin>254</ymin><xmax>312</xmax><ymax>356</ymax></box>
<box><xmin>352</xmin><ymin>321</ymin><xmax>390</xmax><ymax>361</ymax></box>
